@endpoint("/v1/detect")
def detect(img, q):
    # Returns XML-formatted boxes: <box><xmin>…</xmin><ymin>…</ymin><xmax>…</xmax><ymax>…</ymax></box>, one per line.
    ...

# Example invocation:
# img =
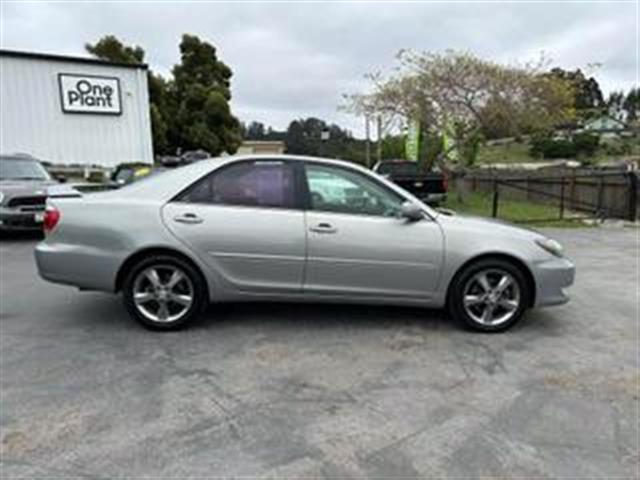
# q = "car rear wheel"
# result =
<box><xmin>122</xmin><ymin>255</ymin><xmax>206</xmax><ymax>330</ymax></box>
<box><xmin>449</xmin><ymin>259</ymin><xmax>530</xmax><ymax>332</ymax></box>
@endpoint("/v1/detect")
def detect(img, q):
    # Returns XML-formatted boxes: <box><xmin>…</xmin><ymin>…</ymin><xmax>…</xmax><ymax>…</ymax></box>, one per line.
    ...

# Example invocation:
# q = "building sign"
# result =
<box><xmin>58</xmin><ymin>74</ymin><xmax>121</xmax><ymax>115</ymax></box>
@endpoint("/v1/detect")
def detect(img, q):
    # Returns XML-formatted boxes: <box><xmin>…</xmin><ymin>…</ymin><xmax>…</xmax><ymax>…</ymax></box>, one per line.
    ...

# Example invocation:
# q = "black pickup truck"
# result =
<box><xmin>373</xmin><ymin>160</ymin><xmax>448</xmax><ymax>205</ymax></box>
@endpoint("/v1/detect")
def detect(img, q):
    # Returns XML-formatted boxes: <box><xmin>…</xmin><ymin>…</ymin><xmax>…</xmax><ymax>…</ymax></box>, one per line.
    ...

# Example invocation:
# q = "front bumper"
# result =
<box><xmin>0</xmin><ymin>208</ymin><xmax>44</xmax><ymax>231</ymax></box>
<box><xmin>533</xmin><ymin>257</ymin><xmax>575</xmax><ymax>307</ymax></box>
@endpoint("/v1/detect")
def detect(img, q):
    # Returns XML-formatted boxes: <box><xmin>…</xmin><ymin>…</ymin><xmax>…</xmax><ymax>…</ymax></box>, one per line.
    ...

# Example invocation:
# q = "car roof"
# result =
<box><xmin>101</xmin><ymin>155</ymin><xmax>363</xmax><ymax>201</ymax></box>
<box><xmin>94</xmin><ymin>154</ymin><xmax>437</xmax><ymax>217</ymax></box>
<box><xmin>0</xmin><ymin>153</ymin><xmax>40</xmax><ymax>161</ymax></box>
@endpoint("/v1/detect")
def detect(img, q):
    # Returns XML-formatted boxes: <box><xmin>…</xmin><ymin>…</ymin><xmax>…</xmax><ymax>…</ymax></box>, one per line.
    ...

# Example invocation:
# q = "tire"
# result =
<box><xmin>122</xmin><ymin>254</ymin><xmax>207</xmax><ymax>330</ymax></box>
<box><xmin>448</xmin><ymin>258</ymin><xmax>531</xmax><ymax>333</ymax></box>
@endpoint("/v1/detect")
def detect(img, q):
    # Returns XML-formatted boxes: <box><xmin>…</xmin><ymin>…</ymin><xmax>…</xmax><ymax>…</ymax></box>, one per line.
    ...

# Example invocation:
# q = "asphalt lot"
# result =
<box><xmin>0</xmin><ymin>228</ymin><xmax>638</xmax><ymax>478</ymax></box>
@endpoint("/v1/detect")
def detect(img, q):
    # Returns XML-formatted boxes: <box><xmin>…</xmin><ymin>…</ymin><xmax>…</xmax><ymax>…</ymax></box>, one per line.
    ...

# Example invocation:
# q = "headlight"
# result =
<box><xmin>536</xmin><ymin>238</ymin><xmax>564</xmax><ymax>257</ymax></box>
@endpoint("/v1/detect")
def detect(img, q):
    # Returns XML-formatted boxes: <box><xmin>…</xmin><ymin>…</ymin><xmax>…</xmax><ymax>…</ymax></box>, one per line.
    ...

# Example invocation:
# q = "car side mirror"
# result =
<box><xmin>57</xmin><ymin>175</ymin><xmax>67</xmax><ymax>184</ymax></box>
<box><xmin>399</xmin><ymin>201</ymin><xmax>423</xmax><ymax>221</ymax></box>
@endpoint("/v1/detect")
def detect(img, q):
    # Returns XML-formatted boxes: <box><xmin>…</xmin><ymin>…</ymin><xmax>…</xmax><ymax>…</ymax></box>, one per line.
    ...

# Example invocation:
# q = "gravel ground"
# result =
<box><xmin>0</xmin><ymin>227</ymin><xmax>638</xmax><ymax>479</ymax></box>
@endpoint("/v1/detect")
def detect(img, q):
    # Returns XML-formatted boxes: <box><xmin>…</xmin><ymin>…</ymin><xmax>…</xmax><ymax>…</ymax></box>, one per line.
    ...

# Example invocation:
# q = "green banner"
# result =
<box><xmin>442</xmin><ymin>119</ymin><xmax>458</xmax><ymax>163</ymax></box>
<box><xmin>405</xmin><ymin>119</ymin><xmax>420</xmax><ymax>162</ymax></box>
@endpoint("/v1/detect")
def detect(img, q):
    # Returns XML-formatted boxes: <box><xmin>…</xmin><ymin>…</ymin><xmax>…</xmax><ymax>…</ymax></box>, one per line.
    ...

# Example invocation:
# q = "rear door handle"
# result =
<box><xmin>309</xmin><ymin>222</ymin><xmax>337</xmax><ymax>234</ymax></box>
<box><xmin>174</xmin><ymin>213</ymin><xmax>203</xmax><ymax>224</ymax></box>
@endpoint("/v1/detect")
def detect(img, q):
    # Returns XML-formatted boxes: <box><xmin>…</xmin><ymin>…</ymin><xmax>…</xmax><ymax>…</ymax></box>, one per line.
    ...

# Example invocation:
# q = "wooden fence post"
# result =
<box><xmin>569</xmin><ymin>171</ymin><xmax>576</xmax><ymax>212</ymax></box>
<box><xmin>492</xmin><ymin>180</ymin><xmax>499</xmax><ymax>218</ymax></box>
<box><xmin>627</xmin><ymin>171</ymin><xmax>638</xmax><ymax>221</ymax></box>
<box><xmin>597</xmin><ymin>175</ymin><xmax>605</xmax><ymax>217</ymax></box>
<box><xmin>559</xmin><ymin>178</ymin><xmax>565</xmax><ymax>220</ymax></box>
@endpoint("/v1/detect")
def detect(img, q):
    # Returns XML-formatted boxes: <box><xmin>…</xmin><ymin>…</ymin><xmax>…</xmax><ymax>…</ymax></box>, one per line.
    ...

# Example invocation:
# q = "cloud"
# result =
<box><xmin>1</xmin><ymin>1</ymin><xmax>636</xmax><ymax>135</ymax></box>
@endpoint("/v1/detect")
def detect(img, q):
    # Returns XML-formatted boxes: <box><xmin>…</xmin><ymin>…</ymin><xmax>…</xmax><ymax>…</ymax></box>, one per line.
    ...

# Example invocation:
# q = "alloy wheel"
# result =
<box><xmin>132</xmin><ymin>265</ymin><xmax>194</xmax><ymax>323</ymax></box>
<box><xmin>462</xmin><ymin>268</ymin><xmax>521</xmax><ymax>327</ymax></box>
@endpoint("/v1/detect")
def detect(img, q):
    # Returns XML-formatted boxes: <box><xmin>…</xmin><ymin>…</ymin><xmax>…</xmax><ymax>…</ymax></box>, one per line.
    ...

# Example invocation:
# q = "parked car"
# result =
<box><xmin>110</xmin><ymin>163</ymin><xmax>159</xmax><ymax>187</ymax></box>
<box><xmin>0</xmin><ymin>154</ymin><xmax>59</xmax><ymax>231</ymax></box>
<box><xmin>35</xmin><ymin>155</ymin><xmax>574</xmax><ymax>332</ymax></box>
<box><xmin>110</xmin><ymin>161</ymin><xmax>190</xmax><ymax>190</ymax></box>
<box><xmin>156</xmin><ymin>150</ymin><xmax>210</xmax><ymax>169</ymax></box>
<box><xmin>373</xmin><ymin>160</ymin><xmax>447</xmax><ymax>205</ymax></box>
<box><xmin>181</xmin><ymin>149</ymin><xmax>210</xmax><ymax>163</ymax></box>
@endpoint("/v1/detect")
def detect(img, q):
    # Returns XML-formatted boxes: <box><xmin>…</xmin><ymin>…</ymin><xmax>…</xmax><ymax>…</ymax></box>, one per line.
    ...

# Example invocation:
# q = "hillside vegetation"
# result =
<box><xmin>476</xmin><ymin>134</ymin><xmax>640</xmax><ymax>165</ymax></box>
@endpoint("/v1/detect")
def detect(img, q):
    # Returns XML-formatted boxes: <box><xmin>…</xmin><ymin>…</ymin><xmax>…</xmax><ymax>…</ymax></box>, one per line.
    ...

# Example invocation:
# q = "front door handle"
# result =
<box><xmin>174</xmin><ymin>213</ymin><xmax>203</xmax><ymax>224</ymax></box>
<box><xmin>309</xmin><ymin>222</ymin><xmax>337</xmax><ymax>234</ymax></box>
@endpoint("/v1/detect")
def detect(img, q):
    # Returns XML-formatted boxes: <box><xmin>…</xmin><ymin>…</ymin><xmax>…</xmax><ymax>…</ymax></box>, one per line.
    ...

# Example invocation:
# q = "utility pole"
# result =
<box><xmin>376</xmin><ymin>115</ymin><xmax>382</xmax><ymax>163</ymax></box>
<box><xmin>365</xmin><ymin>114</ymin><xmax>371</xmax><ymax>168</ymax></box>
<box><xmin>320</xmin><ymin>129</ymin><xmax>329</xmax><ymax>158</ymax></box>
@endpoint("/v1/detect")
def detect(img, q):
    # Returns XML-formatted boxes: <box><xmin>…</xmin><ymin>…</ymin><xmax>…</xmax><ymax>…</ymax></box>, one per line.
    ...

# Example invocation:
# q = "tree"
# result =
<box><xmin>86</xmin><ymin>36</ymin><xmax>170</xmax><ymax>154</ymax></box>
<box><xmin>245</xmin><ymin>121</ymin><xmax>267</xmax><ymax>140</ymax></box>
<box><xmin>149</xmin><ymin>104</ymin><xmax>168</xmax><ymax>153</ymax></box>
<box><xmin>344</xmin><ymin>50</ymin><xmax>574</xmax><ymax>169</ymax></box>
<box><xmin>623</xmin><ymin>88</ymin><xmax>640</xmax><ymax>123</ymax></box>
<box><xmin>381</xmin><ymin>134</ymin><xmax>405</xmax><ymax>159</ymax></box>
<box><xmin>85</xmin><ymin>35</ymin><xmax>144</xmax><ymax>64</ymax></box>
<box><xmin>282</xmin><ymin>117</ymin><xmax>361</xmax><ymax>160</ymax></box>
<box><xmin>86</xmin><ymin>34</ymin><xmax>241</xmax><ymax>157</ymax></box>
<box><xmin>285</xmin><ymin>120</ymin><xmax>308</xmax><ymax>154</ymax></box>
<box><xmin>547</xmin><ymin>68</ymin><xmax>604</xmax><ymax>118</ymax></box>
<box><xmin>170</xmin><ymin>35</ymin><xmax>241</xmax><ymax>155</ymax></box>
<box><xmin>607</xmin><ymin>90</ymin><xmax>625</xmax><ymax>112</ymax></box>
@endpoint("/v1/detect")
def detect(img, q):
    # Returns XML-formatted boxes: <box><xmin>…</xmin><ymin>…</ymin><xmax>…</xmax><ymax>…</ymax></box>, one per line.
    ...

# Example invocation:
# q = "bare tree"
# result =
<box><xmin>343</xmin><ymin>50</ymin><xmax>575</xmax><ymax>170</ymax></box>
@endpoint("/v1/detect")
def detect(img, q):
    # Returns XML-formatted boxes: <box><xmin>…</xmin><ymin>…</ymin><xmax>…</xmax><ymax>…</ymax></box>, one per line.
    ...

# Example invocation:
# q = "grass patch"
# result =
<box><xmin>476</xmin><ymin>141</ymin><xmax>533</xmax><ymax>164</ymax></box>
<box><xmin>476</xmin><ymin>135</ymin><xmax>640</xmax><ymax>165</ymax></box>
<box><xmin>443</xmin><ymin>190</ymin><xmax>592</xmax><ymax>227</ymax></box>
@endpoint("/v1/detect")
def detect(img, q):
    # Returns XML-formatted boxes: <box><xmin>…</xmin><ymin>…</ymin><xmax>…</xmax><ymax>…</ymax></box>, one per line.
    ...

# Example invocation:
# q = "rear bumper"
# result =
<box><xmin>532</xmin><ymin>257</ymin><xmax>575</xmax><ymax>307</ymax></box>
<box><xmin>0</xmin><ymin>208</ymin><xmax>44</xmax><ymax>231</ymax></box>
<box><xmin>34</xmin><ymin>241</ymin><xmax>120</xmax><ymax>292</ymax></box>
<box><xmin>422</xmin><ymin>193</ymin><xmax>447</xmax><ymax>205</ymax></box>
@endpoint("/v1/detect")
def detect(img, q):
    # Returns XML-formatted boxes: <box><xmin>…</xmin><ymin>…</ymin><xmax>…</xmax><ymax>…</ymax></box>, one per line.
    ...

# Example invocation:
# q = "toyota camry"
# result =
<box><xmin>35</xmin><ymin>155</ymin><xmax>575</xmax><ymax>332</ymax></box>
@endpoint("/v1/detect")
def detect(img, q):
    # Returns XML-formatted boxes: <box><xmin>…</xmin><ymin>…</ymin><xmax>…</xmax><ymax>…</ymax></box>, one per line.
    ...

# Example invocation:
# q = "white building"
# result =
<box><xmin>1</xmin><ymin>49</ymin><xmax>153</xmax><ymax>167</ymax></box>
<box><xmin>236</xmin><ymin>140</ymin><xmax>286</xmax><ymax>155</ymax></box>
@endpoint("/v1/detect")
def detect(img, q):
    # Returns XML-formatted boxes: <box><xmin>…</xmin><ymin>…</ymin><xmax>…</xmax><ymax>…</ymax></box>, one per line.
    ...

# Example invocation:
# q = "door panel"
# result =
<box><xmin>302</xmin><ymin>162</ymin><xmax>444</xmax><ymax>299</ymax></box>
<box><xmin>304</xmin><ymin>212</ymin><xmax>444</xmax><ymax>298</ymax></box>
<box><xmin>162</xmin><ymin>159</ymin><xmax>305</xmax><ymax>294</ymax></box>
<box><xmin>163</xmin><ymin>203</ymin><xmax>305</xmax><ymax>293</ymax></box>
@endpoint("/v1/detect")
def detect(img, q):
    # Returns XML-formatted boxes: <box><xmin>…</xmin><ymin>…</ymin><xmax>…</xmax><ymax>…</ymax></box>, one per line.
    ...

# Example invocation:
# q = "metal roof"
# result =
<box><xmin>0</xmin><ymin>49</ymin><xmax>148</xmax><ymax>70</ymax></box>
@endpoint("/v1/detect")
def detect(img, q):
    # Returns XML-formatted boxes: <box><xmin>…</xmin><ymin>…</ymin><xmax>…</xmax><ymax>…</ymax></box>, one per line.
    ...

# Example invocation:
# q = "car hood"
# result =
<box><xmin>0</xmin><ymin>180</ymin><xmax>56</xmax><ymax>195</ymax></box>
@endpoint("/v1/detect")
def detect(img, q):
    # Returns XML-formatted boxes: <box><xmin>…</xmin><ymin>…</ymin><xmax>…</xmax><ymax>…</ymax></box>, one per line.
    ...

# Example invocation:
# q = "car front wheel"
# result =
<box><xmin>449</xmin><ymin>259</ymin><xmax>531</xmax><ymax>332</ymax></box>
<box><xmin>123</xmin><ymin>255</ymin><xmax>207</xmax><ymax>330</ymax></box>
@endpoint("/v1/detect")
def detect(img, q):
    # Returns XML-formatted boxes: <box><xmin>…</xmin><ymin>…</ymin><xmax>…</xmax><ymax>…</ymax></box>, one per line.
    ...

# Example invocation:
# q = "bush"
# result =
<box><xmin>529</xmin><ymin>132</ymin><xmax>600</xmax><ymax>159</ymax></box>
<box><xmin>530</xmin><ymin>134</ymin><xmax>575</xmax><ymax>159</ymax></box>
<box><xmin>573</xmin><ymin>132</ymin><xmax>599</xmax><ymax>157</ymax></box>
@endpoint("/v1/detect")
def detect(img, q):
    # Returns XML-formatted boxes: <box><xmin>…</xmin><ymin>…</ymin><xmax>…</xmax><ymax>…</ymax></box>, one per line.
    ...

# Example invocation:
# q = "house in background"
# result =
<box><xmin>582</xmin><ymin>114</ymin><xmax>627</xmax><ymax>139</ymax></box>
<box><xmin>236</xmin><ymin>140</ymin><xmax>286</xmax><ymax>155</ymax></box>
<box><xmin>582</xmin><ymin>113</ymin><xmax>627</xmax><ymax>138</ymax></box>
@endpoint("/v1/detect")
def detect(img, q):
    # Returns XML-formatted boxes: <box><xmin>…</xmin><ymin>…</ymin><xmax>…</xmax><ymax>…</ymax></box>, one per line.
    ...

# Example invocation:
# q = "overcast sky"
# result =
<box><xmin>1</xmin><ymin>1</ymin><xmax>637</xmax><ymax>136</ymax></box>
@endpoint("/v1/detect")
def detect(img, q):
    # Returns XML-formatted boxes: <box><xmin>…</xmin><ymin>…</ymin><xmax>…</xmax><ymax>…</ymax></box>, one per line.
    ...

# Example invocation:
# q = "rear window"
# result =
<box><xmin>0</xmin><ymin>157</ymin><xmax>51</xmax><ymax>181</ymax></box>
<box><xmin>376</xmin><ymin>162</ymin><xmax>418</xmax><ymax>176</ymax></box>
<box><xmin>178</xmin><ymin>161</ymin><xmax>296</xmax><ymax>209</ymax></box>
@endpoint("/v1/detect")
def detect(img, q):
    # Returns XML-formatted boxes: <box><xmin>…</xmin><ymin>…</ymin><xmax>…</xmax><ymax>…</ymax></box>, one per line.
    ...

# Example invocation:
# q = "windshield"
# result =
<box><xmin>0</xmin><ymin>157</ymin><xmax>51</xmax><ymax>181</ymax></box>
<box><xmin>377</xmin><ymin>162</ymin><xmax>418</xmax><ymax>176</ymax></box>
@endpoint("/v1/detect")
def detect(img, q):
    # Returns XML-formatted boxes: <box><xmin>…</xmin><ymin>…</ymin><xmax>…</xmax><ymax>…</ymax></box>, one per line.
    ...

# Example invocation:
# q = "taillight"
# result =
<box><xmin>43</xmin><ymin>205</ymin><xmax>60</xmax><ymax>234</ymax></box>
<box><xmin>442</xmin><ymin>172</ymin><xmax>449</xmax><ymax>192</ymax></box>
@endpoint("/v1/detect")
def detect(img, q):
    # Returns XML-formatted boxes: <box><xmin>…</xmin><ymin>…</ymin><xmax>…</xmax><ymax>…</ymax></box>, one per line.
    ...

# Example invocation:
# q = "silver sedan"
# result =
<box><xmin>35</xmin><ymin>155</ymin><xmax>575</xmax><ymax>332</ymax></box>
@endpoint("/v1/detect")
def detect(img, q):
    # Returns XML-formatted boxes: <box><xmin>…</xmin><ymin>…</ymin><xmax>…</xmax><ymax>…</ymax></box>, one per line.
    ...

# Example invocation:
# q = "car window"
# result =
<box><xmin>376</xmin><ymin>162</ymin><xmax>418</xmax><ymax>176</ymax></box>
<box><xmin>305</xmin><ymin>164</ymin><xmax>403</xmax><ymax>217</ymax></box>
<box><xmin>0</xmin><ymin>157</ymin><xmax>51</xmax><ymax>181</ymax></box>
<box><xmin>179</xmin><ymin>161</ymin><xmax>296</xmax><ymax>209</ymax></box>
